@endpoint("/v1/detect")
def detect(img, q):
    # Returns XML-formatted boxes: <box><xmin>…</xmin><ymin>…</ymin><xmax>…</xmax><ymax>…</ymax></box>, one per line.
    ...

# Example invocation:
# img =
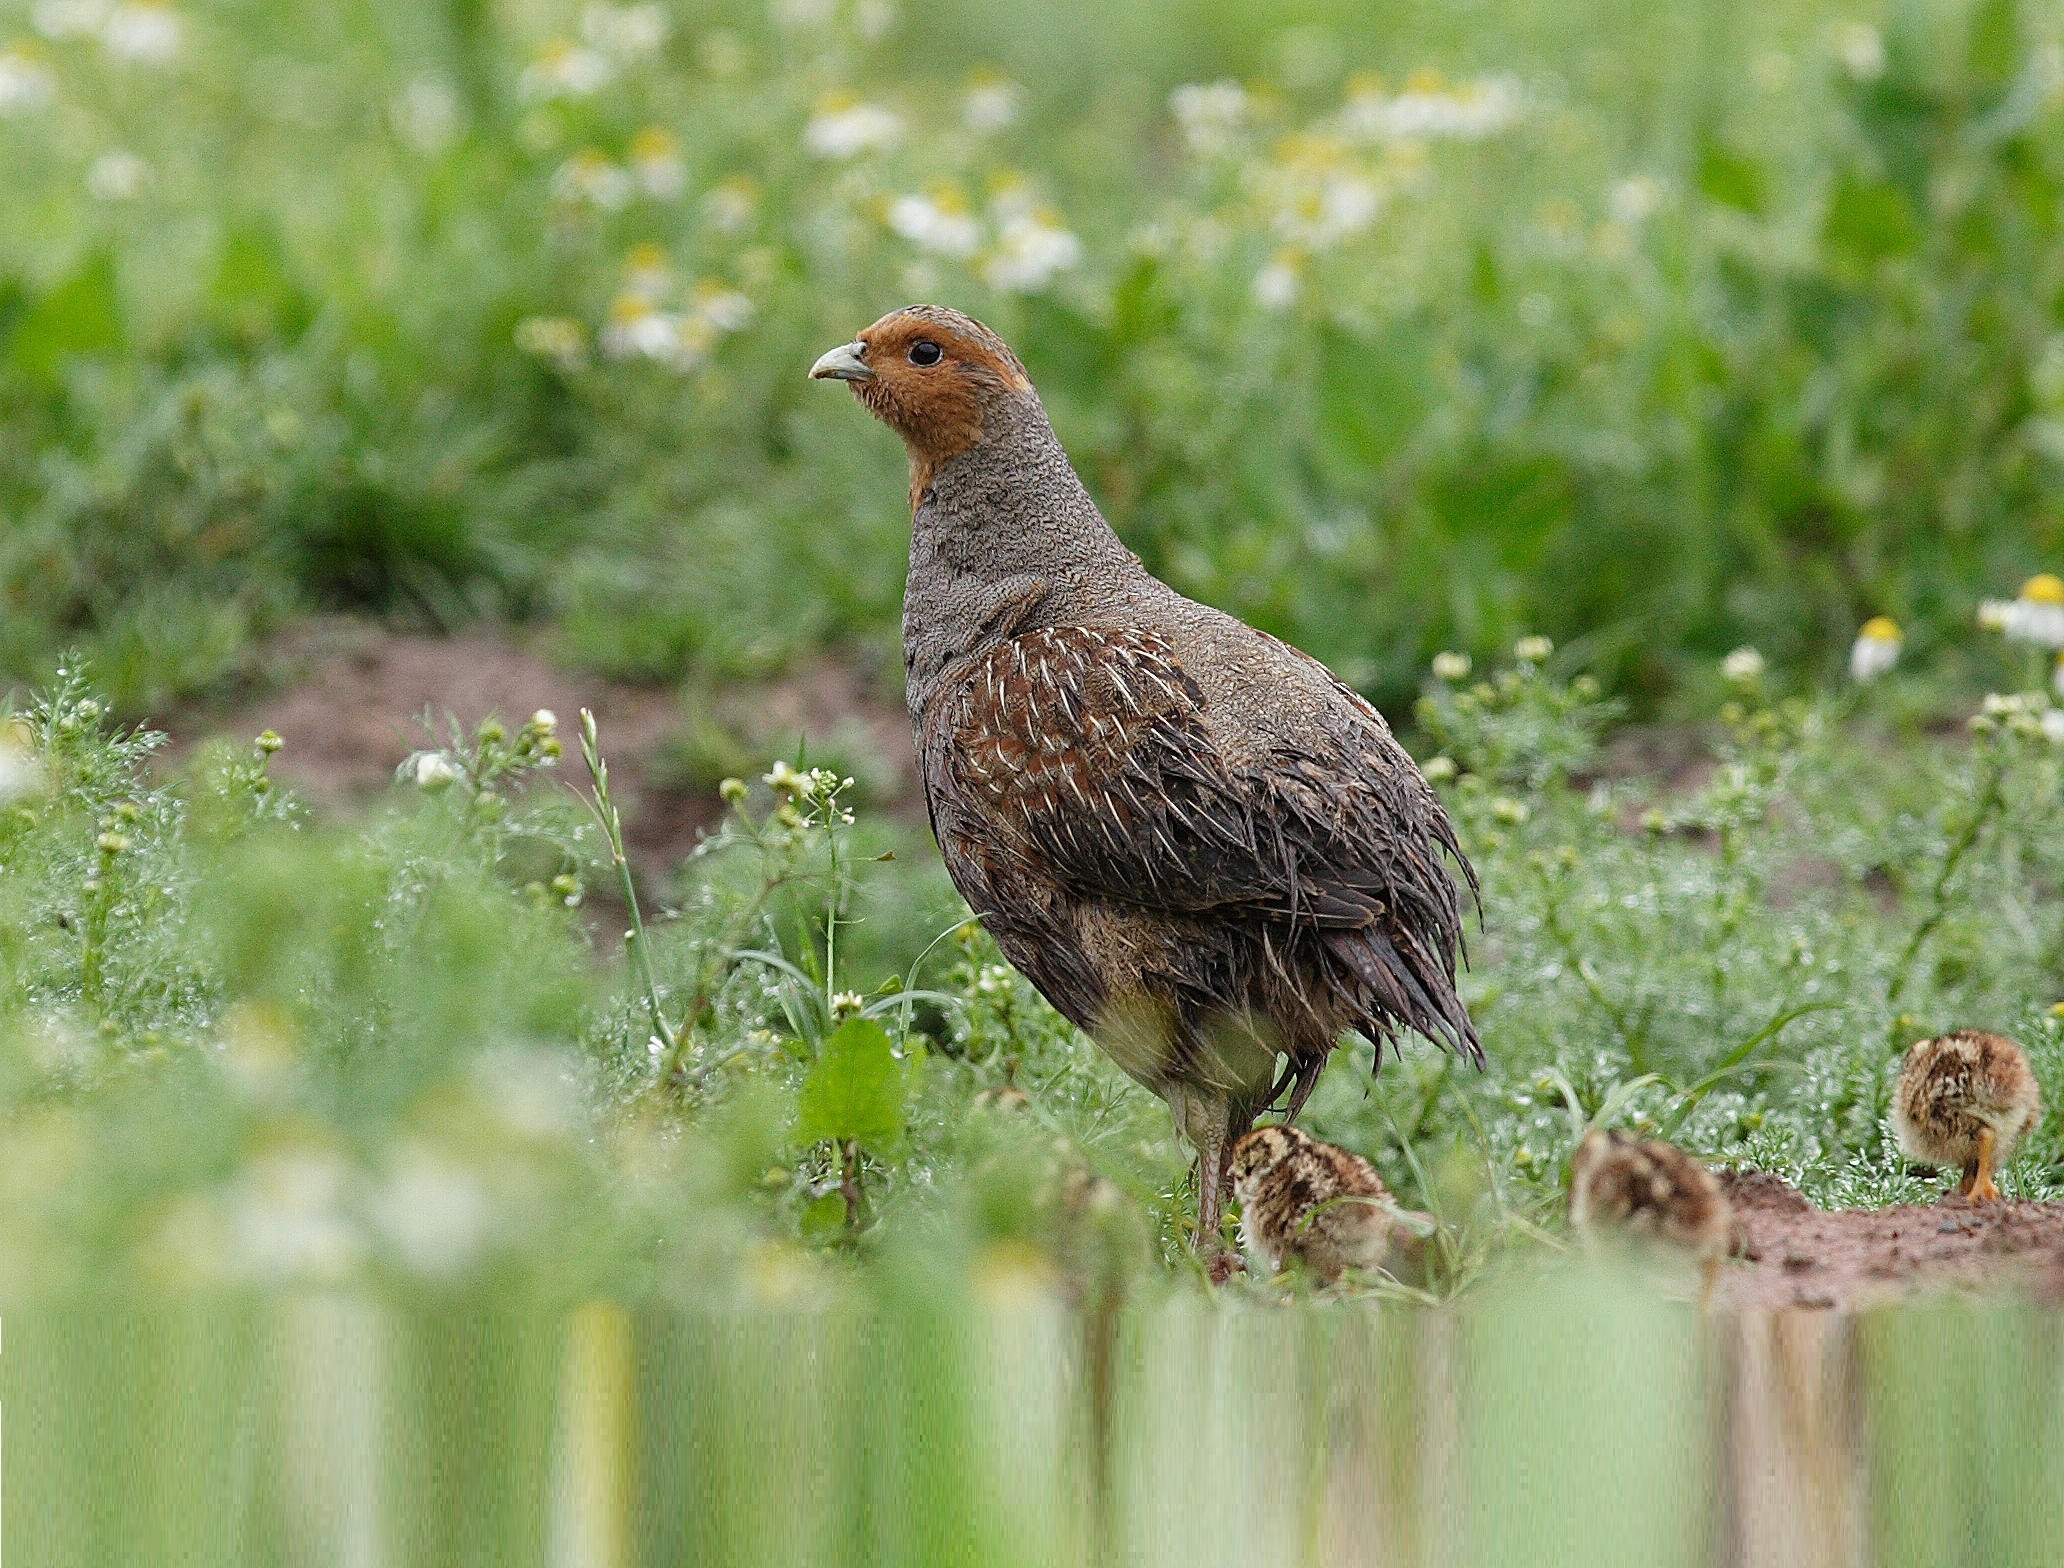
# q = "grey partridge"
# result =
<box><xmin>812</xmin><ymin>306</ymin><xmax>1480</xmax><ymax>1273</ymax></box>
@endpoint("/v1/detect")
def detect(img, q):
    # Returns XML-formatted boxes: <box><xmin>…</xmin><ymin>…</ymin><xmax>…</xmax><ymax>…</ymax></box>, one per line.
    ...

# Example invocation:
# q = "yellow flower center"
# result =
<box><xmin>2021</xmin><ymin>572</ymin><xmax>2064</xmax><ymax>605</ymax></box>
<box><xmin>1859</xmin><ymin>616</ymin><xmax>1900</xmax><ymax>642</ymax></box>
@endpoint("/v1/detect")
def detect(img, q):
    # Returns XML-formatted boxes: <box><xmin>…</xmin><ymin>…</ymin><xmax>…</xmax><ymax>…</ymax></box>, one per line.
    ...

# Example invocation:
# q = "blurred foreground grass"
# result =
<box><xmin>10</xmin><ymin>1276</ymin><xmax>2064</xmax><ymax>1567</ymax></box>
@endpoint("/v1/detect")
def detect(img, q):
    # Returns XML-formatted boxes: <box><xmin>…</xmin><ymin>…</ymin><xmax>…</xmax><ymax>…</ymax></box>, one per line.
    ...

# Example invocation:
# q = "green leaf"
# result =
<box><xmin>794</xmin><ymin>1018</ymin><xmax>906</xmax><ymax>1153</ymax></box>
<box><xmin>1696</xmin><ymin>142</ymin><xmax>1768</xmax><ymax>215</ymax></box>
<box><xmin>1823</xmin><ymin>173</ymin><xmax>1919</xmax><ymax>263</ymax></box>
<box><xmin>5</xmin><ymin>249</ymin><xmax>122</xmax><ymax>384</ymax></box>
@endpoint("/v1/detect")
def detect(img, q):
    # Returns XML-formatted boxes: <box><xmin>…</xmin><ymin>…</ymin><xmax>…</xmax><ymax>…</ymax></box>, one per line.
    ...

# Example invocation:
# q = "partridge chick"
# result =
<box><xmin>1569</xmin><ymin>1129</ymin><xmax>1733</xmax><ymax>1302</ymax></box>
<box><xmin>1892</xmin><ymin>1030</ymin><xmax>2041</xmax><ymax>1203</ymax></box>
<box><xmin>812</xmin><ymin>307</ymin><xmax>1479</xmax><ymax>1277</ymax></box>
<box><xmin>1230</xmin><ymin>1124</ymin><xmax>1419</xmax><ymax>1285</ymax></box>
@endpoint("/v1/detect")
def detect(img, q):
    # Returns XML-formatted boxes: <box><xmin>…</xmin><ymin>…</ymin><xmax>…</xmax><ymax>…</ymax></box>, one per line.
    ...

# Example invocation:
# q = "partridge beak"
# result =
<box><xmin>809</xmin><ymin>341</ymin><xmax>873</xmax><ymax>382</ymax></box>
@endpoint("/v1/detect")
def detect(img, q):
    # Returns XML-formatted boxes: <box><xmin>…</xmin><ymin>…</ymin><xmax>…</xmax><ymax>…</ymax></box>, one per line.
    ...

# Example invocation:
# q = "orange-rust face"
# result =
<box><xmin>809</xmin><ymin>305</ymin><xmax>1032</xmax><ymax>496</ymax></box>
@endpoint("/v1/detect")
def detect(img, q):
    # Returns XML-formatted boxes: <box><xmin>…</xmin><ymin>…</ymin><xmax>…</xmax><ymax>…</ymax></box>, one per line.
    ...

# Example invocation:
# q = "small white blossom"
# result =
<box><xmin>1977</xmin><ymin>598</ymin><xmax>2012</xmax><ymax>633</ymax></box>
<box><xmin>1170</xmin><ymin>80</ymin><xmax>1249</xmax><ymax>155</ymax></box>
<box><xmin>1849</xmin><ymin>616</ymin><xmax>1901</xmax><ymax>683</ymax></box>
<box><xmin>1608</xmin><ymin>175</ymin><xmax>1667</xmax><ymax>225</ymax></box>
<box><xmin>1514</xmin><ymin>634</ymin><xmax>1555</xmax><ymax>665</ymax></box>
<box><xmin>529</xmin><ymin>709</ymin><xmax>557</xmax><ymax>734</ymax></box>
<box><xmin>0</xmin><ymin>723</ymin><xmax>41</xmax><ymax>803</ymax></box>
<box><xmin>1252</xmin><ymin>252</ymin><xmax>1303</xmax><ymax>310</ymax></box>
<box><xmin>411</xmin><ymin>751</ymin><xmax>463</xmax><ymax>791</ymax></box>
<box><xmin>770</xmin><ymin>0</ymin><xmax>837</xmax><ymax>30</ymax></box>
<box><xmin>0</xmin><ymin>45</ymin><xmax>57</xmax><ymax>113</ymax></box>
<box><xmin>600</xmin><ymin>293</ymin><xmax>696</xmax><ymax>368</ymax></box>
<box><xmin>370</xmin><ymin>1144</ymin><xmax>496</xmax><ymax>1277</ymax></box>
<box><xmin>702</xmin><ymin>176</ymin><xmax>758</xmax><ymax>233</ymax></box>
<box><xmin>1341</xmin><ymin>71</ymin><xmax>1523</xmax><ymax>141</ymax></box>
<box><xmin>520</xmin><ymin>37</ymin><xmax>612</xmax><ymax>100</ymax></box>
<box><xmin>2044</xmin><ymin>709</ymin><xmax>2064</xmax><ymax>747</ymax></box>
<box><xmin>803</xmin><ymin>94</ymin><xmax>902</xmax><ymax>159</ymax></box>
<box><xmin>391</xmin><ymin>76</ymin><xmax>461</xmax><ymax>152</ymax></box>
<box><xmin>551</xmin><ymin>149</ymin><xmax>633</xmax><ymax>210</ymax></box>
<box><xmin>226</xmin><ymin>1148</ymin><xmax>363</xmax><ymax>1283</ymax></box>
<box><xmin>627</xmin><ymin>126</ymin><xmax>686</xmax><ymax>199</ymax></box>
<box><xmin>888</xmin><ymin>189</ymin><xmax>983</xmax><ymax>258</ymax></box>
<box><xmin>85</xmin><ymin>149</ymin><xmax>148</xmax><ymax>201</ymax></box>
<box><xmin>829</xmin><ymin>991</ymin><xmax>866</xmax><ymax>1022</ymax></box>
<box><xmin>32</xmin><ymin>0</ymin><xmax>108</xmax><ymax>38</ymax></box>
<box><xmin>1830</xmin><ymin>21</ymin><xmax>1885</xmax><ymax>82</ymax></box>
<box><xmin>764</xmin><ymin>759</ymin><xmax>808</xmax><ymax>796</ymax></box>
<box><xmin>2001</xmin><ymin>574</ymin><xmax>2064</xmax><ymax>648</ymax></box>
<box><xmin>690</xmin><ymin>279</ymin><xmax>755</xmax><ymax>335</ymax></box>
<box><xmin>981</xmin><ymin>208</ymin><xmax>1082</xmax><ymax>292</ymax></box>
<box><xmin>514</xmin><ymin>316</ymin><xmax>588</xmax><ymax>371</ymax></box>
<box><xmin>962</xmin><ymin>72</ymin><xmax>1023</xmax><ymax>135</ymax></box>
<box><xmin>1431</xmin><ymin>651</ymin><xmax>1473</xmax><ymax>682</ymax></box>
<box><xmin>580</xmin><ymin>2</ymin><xmax>669</xmax><ymax>60</ymax></box>
<box><xmin>102</xmin><ymin>0</ymin><xmax>181</xmax><ymax>63</ymax></box>
<box><xmin>1721</xmin><ymin>646</ymin><xmax>1766</xmax><ymax>684</ymax></box>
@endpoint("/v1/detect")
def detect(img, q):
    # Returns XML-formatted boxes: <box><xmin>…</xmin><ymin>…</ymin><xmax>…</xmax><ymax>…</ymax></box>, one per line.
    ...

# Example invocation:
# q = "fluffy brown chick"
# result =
<box><xmin>812</xmin><ymin>307</ymin><xmax>1479</xmax><ymax>1279</ymax></box>
<box><xmin>1892</xmin><ymin>1030</ymin><xmax>2041</xmax><ymax>1203</ymax></box>
<box><xmin>1230</xmin><ymin>1124</ymin><xmax>1416</xmax><ymax>1285</ymax></box>
<box><xmin>1569</xmin><ymin>1129</ymin><xmax>1733</xmax><ymax>1300</ymax></box>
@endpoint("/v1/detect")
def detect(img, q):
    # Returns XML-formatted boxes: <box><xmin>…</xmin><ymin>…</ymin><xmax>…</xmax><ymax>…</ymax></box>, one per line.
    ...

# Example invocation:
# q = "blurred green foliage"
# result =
<box><xmin>1</xmin><ymin>0</ymin><xmax>2061</xmax><ymax>711</ymax></box>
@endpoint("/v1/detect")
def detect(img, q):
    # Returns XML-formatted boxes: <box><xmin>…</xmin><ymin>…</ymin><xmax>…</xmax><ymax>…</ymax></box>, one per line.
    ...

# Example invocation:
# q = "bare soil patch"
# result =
<box><xmin>167</xmin><ymin>619</ymin><xmax>916</xmax><ymax>870</ymax></box>
<box><xmin>1714</xmin><ymin>1169</ymin><xmax>2064</xmax><ymax>1312</ymax></box>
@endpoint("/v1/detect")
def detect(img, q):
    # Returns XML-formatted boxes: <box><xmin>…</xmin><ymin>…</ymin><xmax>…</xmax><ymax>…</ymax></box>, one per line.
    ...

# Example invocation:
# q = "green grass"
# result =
<box><xmin>3</xmin><ymin>0</ymin><xmax>2063</xmax><ymax>711</ymax></box>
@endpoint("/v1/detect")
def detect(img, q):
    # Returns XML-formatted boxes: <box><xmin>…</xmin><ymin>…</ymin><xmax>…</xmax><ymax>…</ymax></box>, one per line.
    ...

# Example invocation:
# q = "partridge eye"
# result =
<box><xmin>908</xmin><ymin>339</ymin><xmax>943</xmax><ymax>367</ymax></box>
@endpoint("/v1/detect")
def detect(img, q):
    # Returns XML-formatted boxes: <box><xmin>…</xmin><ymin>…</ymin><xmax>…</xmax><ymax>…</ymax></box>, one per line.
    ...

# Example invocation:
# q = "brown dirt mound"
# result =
<box><xmin>1714</xmin><ymin>1169</ymin><xmax>2064</xmax><ymax>1312</ymax></box>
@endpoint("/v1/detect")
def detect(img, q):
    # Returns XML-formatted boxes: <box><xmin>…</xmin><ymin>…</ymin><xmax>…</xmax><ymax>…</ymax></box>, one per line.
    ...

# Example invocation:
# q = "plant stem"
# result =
<box><xmin>1887</xmin><ymin>750</ymin><xmax>2004</xmax><ymax>1009</ymax></box>
<box><xmin>839</xmin><ymin>1138</ymin><xmax>866</xmax><ymax>1231</ymax></box>
<box><xmin>577</xmin><ymin>710</ymin><xmax>679</xmax><ymax>1070</ymax></box>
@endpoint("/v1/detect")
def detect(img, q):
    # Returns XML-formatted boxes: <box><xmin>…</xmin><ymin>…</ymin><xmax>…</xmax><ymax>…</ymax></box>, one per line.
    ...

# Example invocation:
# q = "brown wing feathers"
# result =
<box><xmin>940</xmin><ymin>625</ymin><xmax>1480</xmax><ymax>1065</ymax></box>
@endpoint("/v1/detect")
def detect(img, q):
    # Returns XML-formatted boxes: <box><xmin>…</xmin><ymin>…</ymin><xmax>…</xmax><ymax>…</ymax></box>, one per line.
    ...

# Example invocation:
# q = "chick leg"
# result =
<box><xmin>1968</xmin><ymin>1126</ymin><xmax>2001</xmax><ymax>1203</ymax></box>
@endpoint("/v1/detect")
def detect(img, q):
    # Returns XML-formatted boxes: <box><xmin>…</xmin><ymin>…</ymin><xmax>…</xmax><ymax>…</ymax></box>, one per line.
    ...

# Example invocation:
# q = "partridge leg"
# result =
<box><xmin>1194</xmin><ymin>1135</ymin><xmax>1243</xmax><ymax>1282</ymax></box>
<box><xmin>1968</xmin><ymin>1126</ymin><xmax>2001</xmax><ymax>1204</ymax></box>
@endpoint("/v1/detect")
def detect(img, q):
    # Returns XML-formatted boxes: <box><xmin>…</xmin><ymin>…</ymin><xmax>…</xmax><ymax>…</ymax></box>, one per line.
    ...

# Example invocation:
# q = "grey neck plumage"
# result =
<box><xmin>900</xmin><ymin>393</ymin><xmax>1143</xmax><ymax>718</ymax></box>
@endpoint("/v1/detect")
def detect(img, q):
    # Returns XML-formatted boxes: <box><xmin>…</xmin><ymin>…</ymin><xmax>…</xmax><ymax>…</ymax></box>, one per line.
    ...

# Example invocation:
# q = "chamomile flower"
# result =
<box><xmin>1431</xmin><ymin>651</ymin><xmax>1473</xmax><ymax>682</ymax></box>
<box><xmin>627</xmin><ymin>126</ymin><xmax>685</xmax><ymax>199</ymax></box>
<box><xmin>1721</xmin><ymin>646</ymin><xmax>1766</xmax><ymax>685</ymax></box>
<box><xmin>1829</xmin><ymin>21</ymin><xmax>1885</xmax><ymax>82</ymax></box>
<box><xmin>689</xmin><ymin>278</ymin><xmax>754</xmax><ymax>334</ymax></box>
<box><xmin>580</xmin><ymin>2</ymin><xmax>668</xmax><ymax>60</ymax></box>
<box><xmin>1170</xmin><ymin>80</ymin><xmax>1249</xmax><ymax>156</ymax></box>
<box><xmin>620</xmin><ymin>241</ymin><xmax>673</xmax><ymax>301</ymax></box>
<box><xmin>85</xmin><ymin>149</ymin><xmax>148</xmax><ymax>201</ymax></box>
<box><xmin>514</xmin><ymin>316</ymin><xmax>588</xmax><ymax>372</ymax></box>
<box><xmin>1341</xmin><ymin>69</ymin><xmax>1523</xmax><ymax>141</ymax></box>
<box><xmin>601</xmin><ymin>293</ymin><xmax>690</xmax><ymax>367</ymax></box>
<box><xmin>2003</xmin><ymin>574</ymin><xmax>2064</xmax><ymax>648</ymax></box>
<box><xmin>803</xmin><ymin>93</ymin><xmax>901</xmax><ymax>159</ymax></box>
<box><xmin>521</xmin><ymin>37</ymin><xmax>612</xmax><ymax>100</ymax></box>
<box><xmin>0</xmin><ymin>43</ymin><xmax>56</xmax><ymax>113</ymax></box>
<box><xmin>31</xmin><ymin>0</ymin><xmax>107</xmax><ymax>39</ymax></box>
<box><xmin>981</xmin><ymin>207</ymin><xmax>1082</xmax><ymax>292</ymax></box>
<box><xmin>702</xmin><ymin>175</ymin><xmax>758</xmax><ymax>233</ymax></box>
<box><xmin>101</xmin><ymin>0</ymin><xmax>180</xmax><ymax>63</ymax></box>
<box><xmin>0</xmin><ymin>721</ymin><xmax>41</xmax><ymax>803</ymax></box>
<box><xmin>962</xmin><ymin>70</ymin><xmax>1023</xmax><ymax>135</ymax></box>
<box><xmin>888</xmin><ymin>185</ymin><xmax>982</xmax><ymax>258</ymax></box>
<box><xmin>410</xmin><ymin>751</ymin><xmax>463</xmax><ymax>791</ymax></box>
<box><xmin>1252</xmin><ymin>250</ymin><xmax>1303</xmax><ymax>310</ymax></box>
<box><xmin>1849</xmin><ymin>616</ymin><xmax>1901</xmax><ymax>683</ymax></box>
<box><xmin>551</xmin><ymin>148</ymin><xmax>633</xmax><ymax>210</ymax></box>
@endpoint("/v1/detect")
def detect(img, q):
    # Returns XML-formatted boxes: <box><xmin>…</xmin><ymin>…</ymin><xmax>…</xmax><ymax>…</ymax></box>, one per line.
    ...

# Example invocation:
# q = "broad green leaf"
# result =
<box><xmin>794</xmin><ymin>1018</ymin><xmax>906</xmax><ymax>1153</ymax></box>
<box><xmin>6</xmin><ymin>249</ymin><xmax>122</xmax><ymax>384</ymax></box>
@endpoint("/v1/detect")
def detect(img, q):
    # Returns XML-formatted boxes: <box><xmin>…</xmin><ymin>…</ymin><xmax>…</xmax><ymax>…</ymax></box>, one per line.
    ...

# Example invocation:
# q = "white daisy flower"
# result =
<box><xmin>803</xmin><ymin>93</ymin><xmax>902</xmax><ymax>159</ymax></box>
<box><xmin>1608</xmin><ymin>175</ymin><xmax>1667</xmax><ymax>225</ymax></box>
<box><xmin>520</xmin><ymin>37</ymin><xmax>612</xmax><ymax>100</ymax></box>
<box><xmin>690</xmin><ymin>279</ymin><xmax>755</xmax><ymax>334</ymax></box>
<box><xmin>702</xmin><ymin>175</ymin><xmax>758</xmax><ymax>233</ymax></box>
<box><xmin>888</xmin><ymin>188</ymin><xmax>983</xmax><ymax>258</ymax></box>
<box><xmin>1848</xmin><ymin>616</ymin><xmax>1901</xmax><ymax>682</ymax></box>
<box><xmin>1721</xmin><ymin>646</ymin><xmax>1766</xmax><ymax>684</ymax></box>
<box><xmin>601</xmin><ymin>293</ymin><xmax>689</xmax><ymax>365</ymax></box>
<box><xmin>1170</xmin><ymin>80</ymin><xmax>1249</xmax><ymax>156</ymax></box>
<box><xmin>627</xmin><ymin>126</ymin><xmax>686</xmax><ymax>199</ymax></box>
<box><xmin>102</xmin><ymin>0</ymin><xmax>180</xmax><ymax>63</ymax></box>
<box><xmin>1341</xmin><ymin>70</ymin><xmax>1524</xmax><ymax>141</ymax></box>
<box><xmin>410</xmin><ymin>751</ymin><xmax>463</xmax><ymax>791</ymax></box>
<box><xmin>513</xmin><ymin>316</ymin><xmax>588</xmax><ymax>372</ymax></box>
<box><xmin>391</xmin><ymin>76</ymin><xmax>460</xmax><ymax>152</ymax></box>
<box><xmin>962</xmin><ymin>71</ymin><xmax>1023</xmax><ymax>135</ymax></box>
<box><xmin>2003</xmin><ymin>574</ymin><xmax>2064</xmax><ymax>648</ymax></box>
<box><xmin>981</xmin><ymin>208</ymin><xmax>1082</xmax><ymax>292</ymax></box>
<box><xmin>0</xmin><ymin>722</ymin><xmax>41</xmax><ymax>803</ymax></box>
<box><xmin>580</xmin><ymin>2</ymin><xmax>668</xmax><ymax>60</ymax></box>
<box><xmin>551</xmin><ymin>148</ymin><xmax>633</xmax><ymax>210</ymax></box>
<box><xmin>85</xmin><ymin>149</ymin><xmax>148</xmax><ymax>200</ymax></box>
<box><xmin>620</xmin><ymin>241</ymin><xmax>673</xmax><ymax>302</ymax></box>
<box><xmin>1830</xmin><ymin>22</ymin><xmax>1885</xmax><ymax>82</ymax></box>
<box><xmin>0</xmin><ymin>44</ymin><xmax>56</xmax><ymax>113</ymax></box>
<box><xmin>1252</xmin><ymin>250</ymin><xmax>1303</xmax><ymax>310</ymax></box>
<box><xmin>32</xmin><ymin>0</ymin><xmax>109</xmax><ymax>39</ymax></box>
